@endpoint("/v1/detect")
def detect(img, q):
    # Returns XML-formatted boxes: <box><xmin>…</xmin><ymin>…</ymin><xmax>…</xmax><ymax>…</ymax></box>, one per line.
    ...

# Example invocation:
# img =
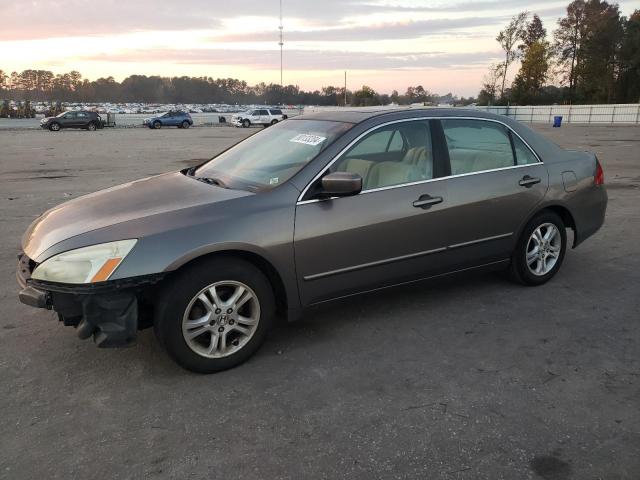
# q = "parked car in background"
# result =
<box><xmin>40</xmin><ymin>111</ymin><xmax>104</xmax><ymax>131</ymax></box>
<box><xmin>17</xmin><ymin>109</ymin><xmax>607</xmax><ymax>373</ymax></box>
<box><xmin>144</xmin><ymin>111</ymin><xmax>193</xmax><ymax>129</ymax></box>
<box><xmin>232</xmin><ymin>108</ymin><xmax>286</xmax><ymax>128</ymax></box>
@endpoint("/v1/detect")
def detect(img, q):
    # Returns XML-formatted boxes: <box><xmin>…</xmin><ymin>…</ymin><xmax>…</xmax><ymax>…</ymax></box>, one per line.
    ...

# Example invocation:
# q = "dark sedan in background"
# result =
<box><xmin>40</xmin><ymin>110</ymin><xmax>104</xmax><ymax>131</ymax></box>
<box><xmin>18</xmin><ymin>108</ymin><xmax>607</xmax><ymax>373</ymax></box>
<box><xmin>143</xmin><ymin>110</ymin><xmax>193</xmax><ymax>129</ymax></box>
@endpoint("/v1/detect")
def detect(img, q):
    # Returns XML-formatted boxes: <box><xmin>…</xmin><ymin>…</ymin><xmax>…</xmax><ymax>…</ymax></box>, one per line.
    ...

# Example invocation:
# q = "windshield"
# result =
<box><xmin>194</xmin><ymin>119</ymin><xmax>353</xmax><ymax>191</ymax></box>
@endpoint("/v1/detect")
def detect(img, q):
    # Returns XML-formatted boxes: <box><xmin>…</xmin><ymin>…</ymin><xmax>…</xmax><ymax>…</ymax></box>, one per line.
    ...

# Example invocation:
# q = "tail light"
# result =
<box><xmin>594</xmin><ymin>160</ymin><xmax>604</xmax><ymax>185</ymax></box>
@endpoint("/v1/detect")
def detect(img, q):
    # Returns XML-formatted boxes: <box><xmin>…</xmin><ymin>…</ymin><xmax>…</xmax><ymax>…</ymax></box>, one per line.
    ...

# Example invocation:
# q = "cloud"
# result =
<box><xmin>214</xmin><ymin>16</ymin><xmax>507</xmax><ymax>43</ymax></box>
<box><xmin>0</xmin><ymin>0</ymin><xmax>566</xmax><ymax>41</ymax></box>
<box><xmin>80</xmin><ymin>48</ymin><xmax>500</xmax><ymax>71</ymax></box>
<box><xmin>0</xmin><ymin>1</ymin><xmax>220</xmax><ymax>40</ymax></box>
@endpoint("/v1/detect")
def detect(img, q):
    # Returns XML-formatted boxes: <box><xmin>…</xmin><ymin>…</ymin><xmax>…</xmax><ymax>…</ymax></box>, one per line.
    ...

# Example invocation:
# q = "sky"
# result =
<box><xmin>1</xmin><ymin>0</ymin><xmax>639</xmax><ymax>97</ymax></box>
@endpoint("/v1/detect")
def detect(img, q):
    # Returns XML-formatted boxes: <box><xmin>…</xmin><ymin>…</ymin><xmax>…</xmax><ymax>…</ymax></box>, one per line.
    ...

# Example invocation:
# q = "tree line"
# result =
<box><xmin>0</xmin><ymin>69</ymin><xmax>461</xmax><ymax>107</ymax></box>
<box><xmin>480</xmin><ymin>0</ymin><xmax>640</xmax><ymax>105</ymax></box>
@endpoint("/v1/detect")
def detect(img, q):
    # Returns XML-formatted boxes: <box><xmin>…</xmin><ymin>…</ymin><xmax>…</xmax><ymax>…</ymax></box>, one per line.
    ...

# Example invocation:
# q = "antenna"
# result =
<box><xmin>279</xmin><ymin>0</ymin><xmax>284</xmax><ymax>87</ymax></box>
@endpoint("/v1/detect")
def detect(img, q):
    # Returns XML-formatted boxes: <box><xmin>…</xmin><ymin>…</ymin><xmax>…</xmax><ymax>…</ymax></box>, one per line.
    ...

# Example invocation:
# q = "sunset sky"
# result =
<box><xmin>2</xmin><ymin>0</ymin><xmax>639</xmax><ymax>97</ymax></box>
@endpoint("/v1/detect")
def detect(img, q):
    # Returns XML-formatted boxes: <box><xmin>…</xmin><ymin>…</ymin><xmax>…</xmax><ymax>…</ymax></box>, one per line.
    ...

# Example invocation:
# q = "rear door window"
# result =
<box><xmin>441</xmin><ymin>119</ymin><xmax>515</xmax><ymax>175</ymax></box>
<box><xmin>511</xmin><ymin>134</ymin><xmax>539</xmax><ymax>165</ymax></box>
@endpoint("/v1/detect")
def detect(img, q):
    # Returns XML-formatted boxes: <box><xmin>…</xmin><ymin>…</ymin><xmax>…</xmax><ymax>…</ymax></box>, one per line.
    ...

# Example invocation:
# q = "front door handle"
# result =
<box><xmin>413</xmin><ymin>195</ymin><xmax>443</xmax><ymax>209</ymax></box>
<box><xmin>519</xmin><ymin>175</ymin><xmax>541</xmax><ymax>187</ymax></box>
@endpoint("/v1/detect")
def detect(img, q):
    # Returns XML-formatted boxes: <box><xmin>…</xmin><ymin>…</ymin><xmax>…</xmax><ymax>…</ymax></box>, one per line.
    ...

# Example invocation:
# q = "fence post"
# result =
<box><xmin>549</xmin><ymin>106</ymin><xmax>552</xmax><ymax>123</ymax></box>
<box><xmin>588</xmin><ymin>105</ymin><xmax>593</xmax><ymax>123</ymax></box>
<box><xmin>611</xmin><ymin>105</ymin><xmax>616</xmax><ymax>124</ymax></box>
<box><xmin>568</xmin><ymin>104</ymin><xmax>572</xmax><ymax>124</ymax></box>
<box><xmin>530</xmin><ymin>107</ymin><xmax>534</xmax><ymax>123</ymax></box>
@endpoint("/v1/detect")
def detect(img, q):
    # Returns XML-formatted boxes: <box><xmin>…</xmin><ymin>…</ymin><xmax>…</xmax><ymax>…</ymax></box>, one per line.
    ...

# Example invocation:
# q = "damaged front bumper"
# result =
<box><xmin>17</xmin><ymin>253</ymin><xmax>163</xmax><ymax>348</ymax></box>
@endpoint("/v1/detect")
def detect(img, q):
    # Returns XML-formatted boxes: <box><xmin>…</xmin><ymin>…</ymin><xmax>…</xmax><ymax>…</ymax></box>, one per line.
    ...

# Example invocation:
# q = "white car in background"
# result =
<box><xmin>231</xmin><ymin>108</ymin><xmax>287</xmax><ymax>128</ymax></box>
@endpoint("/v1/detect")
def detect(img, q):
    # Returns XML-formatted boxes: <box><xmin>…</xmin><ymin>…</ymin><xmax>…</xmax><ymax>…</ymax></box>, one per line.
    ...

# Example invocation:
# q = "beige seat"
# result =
<box><xmin>367</xmin><ymin>161</ymin><xmax>422</xmax><ymax>189</ymax></box>
<box><xmin>402</xmin><ymin>146</ymin><xmax>433</xmax><ymax>180</ymax></box>
<box><xmin>338</xmin><ymin>158</ymin><xmax>375</xmax><ymax>183</ymax></box>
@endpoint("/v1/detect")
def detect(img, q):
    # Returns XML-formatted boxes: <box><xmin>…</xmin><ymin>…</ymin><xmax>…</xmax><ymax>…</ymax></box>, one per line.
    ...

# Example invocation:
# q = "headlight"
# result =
<box><xmin>31</xmin><ymin>239</ymin><xmax>137</xmax><ymax>284</ymax></box>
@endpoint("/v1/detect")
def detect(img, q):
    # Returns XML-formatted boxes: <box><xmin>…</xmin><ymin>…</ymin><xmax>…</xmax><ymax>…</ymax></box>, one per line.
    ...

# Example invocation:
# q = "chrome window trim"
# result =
<box><xmin>296</xmin><ymin>116</ymin><xmax>542</xmax><ymax>205</ymax></box>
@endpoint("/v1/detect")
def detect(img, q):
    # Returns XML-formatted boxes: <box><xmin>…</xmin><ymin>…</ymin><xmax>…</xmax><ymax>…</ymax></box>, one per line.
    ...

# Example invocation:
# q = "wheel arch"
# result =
<box><xmin>167</xmin><ymin>249</ymin><xmax>290</xmax><ymax>320</ymax></box>
<box><xmin>518</xmin><ymin>204</ymin><xmax>578</xmax><ymax>248</ymax></box>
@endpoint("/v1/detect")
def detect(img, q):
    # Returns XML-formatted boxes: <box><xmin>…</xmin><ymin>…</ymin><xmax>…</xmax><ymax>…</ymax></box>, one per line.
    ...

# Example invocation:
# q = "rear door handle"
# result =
<box><xmin>519</xmin><ymin>175</ymin><xmax>541</xmax><ymax>187</ymax></box>
<box><xmin>413</xmin><ymin>195</ymin><xmax>443</xmax><ymax>209</ymax></box>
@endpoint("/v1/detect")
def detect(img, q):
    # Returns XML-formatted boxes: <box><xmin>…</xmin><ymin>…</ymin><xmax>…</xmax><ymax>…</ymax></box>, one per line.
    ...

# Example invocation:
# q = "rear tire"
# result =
<box><xmin>87</xmin><ymin>122</ymin><xmax>97</xmax><ymax>131</ymax></box>
<box><xmin>270</xmin><ymin>119</ymin><xmax>278</xmax><ymax>125</ymax></box>
<box><xmin>182</xmin><ymin>120</ymin><xmax>190</xmax><ymax>129</ymax></box>
<box><xmin>154</xmin><ymin>257</ymin><xmax>275</xmax><ymax>373</ymax></box>
<box><xmin>509</xmin><ymin>211</ymin><xmax>567</xmax><ymax>286</ymax></box>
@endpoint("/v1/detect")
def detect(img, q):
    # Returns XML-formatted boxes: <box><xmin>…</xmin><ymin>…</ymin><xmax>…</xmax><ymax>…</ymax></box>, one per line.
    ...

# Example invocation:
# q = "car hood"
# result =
<box><xmin>22</xmin><ymin>172</ymin><xmax>251</xmax><ymax>260</ymax></box>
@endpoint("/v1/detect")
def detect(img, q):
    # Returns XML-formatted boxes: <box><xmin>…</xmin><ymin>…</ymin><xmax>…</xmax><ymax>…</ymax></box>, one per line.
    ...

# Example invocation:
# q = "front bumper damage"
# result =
<box><xmin>17</xmin><ymin>253</ymin><xmax>164</xmax><ymax>348</ymax></box>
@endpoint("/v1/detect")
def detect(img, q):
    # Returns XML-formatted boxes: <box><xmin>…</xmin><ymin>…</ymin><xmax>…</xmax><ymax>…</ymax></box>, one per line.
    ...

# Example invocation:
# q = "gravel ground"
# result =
<box><xmin>0</xmin><ymin>124</ymin><xmax>638</xmax><ymax>480</ymax></box>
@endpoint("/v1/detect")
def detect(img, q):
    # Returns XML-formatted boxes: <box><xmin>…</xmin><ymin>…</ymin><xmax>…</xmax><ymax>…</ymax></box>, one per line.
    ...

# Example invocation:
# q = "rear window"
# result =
<box><xmin>269</xmin><ymin>109</ymin><xmax>283</xmax><ymax>115</ymax></box>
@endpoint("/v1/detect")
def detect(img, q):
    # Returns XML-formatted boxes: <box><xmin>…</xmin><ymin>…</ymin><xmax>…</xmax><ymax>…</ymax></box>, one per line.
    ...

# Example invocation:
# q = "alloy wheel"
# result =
<box><xmin>182</xmin><ymin>280</ymin><xmax>260</xmax><ymax>358</ymax></box>
<box><xmin>526</xmin><ymin>223</ymin><xmax>562</xmax><ymax>276</ymax></box>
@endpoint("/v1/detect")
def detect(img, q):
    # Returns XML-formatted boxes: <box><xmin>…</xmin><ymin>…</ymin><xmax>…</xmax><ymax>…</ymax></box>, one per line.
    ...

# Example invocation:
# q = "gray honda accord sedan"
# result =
<box><xmin>17</xmin><ymin>108</ymin><xmax>607</xmax><ymax>372</ymax></box>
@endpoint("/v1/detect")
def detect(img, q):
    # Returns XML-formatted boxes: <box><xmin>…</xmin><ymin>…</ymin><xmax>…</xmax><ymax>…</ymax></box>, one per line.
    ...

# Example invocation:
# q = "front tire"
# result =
<box><xmin>242</xmin><ymin>119</ymin><xmax>250</xmax><ymax>128</ymax></box>
<box><xmin>509</xmin><ymin>211</ymin><xmax>567</xmax><ymax>286</ymax></box>
<box><xmin>153</xmin><ymin>120</ymin><xmax>162</xmax><ymax>129</ymax></box>
<box><xmin>154</xmin><ymin>258</ymin><xmax>275</xmax><ymax>373</ymax></box>
<box><xmin>49</xmin><ymin>122</ymin><xmax>60</xmax><ymax>131</ymax></box>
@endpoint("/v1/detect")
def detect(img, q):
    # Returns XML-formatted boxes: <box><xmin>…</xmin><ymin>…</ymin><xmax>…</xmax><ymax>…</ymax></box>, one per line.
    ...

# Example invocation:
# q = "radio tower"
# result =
<box><xmin>279</xmin><ymin>0</ymin><xmax>284</xmax><ymax>87</ymax></box>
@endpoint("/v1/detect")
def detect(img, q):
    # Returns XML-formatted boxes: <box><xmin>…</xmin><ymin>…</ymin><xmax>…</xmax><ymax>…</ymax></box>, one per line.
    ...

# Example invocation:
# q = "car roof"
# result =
<box><xmin>292</xmin><ymin>107</ymin><xmax>515</xmax><ymax>124</ymax></box>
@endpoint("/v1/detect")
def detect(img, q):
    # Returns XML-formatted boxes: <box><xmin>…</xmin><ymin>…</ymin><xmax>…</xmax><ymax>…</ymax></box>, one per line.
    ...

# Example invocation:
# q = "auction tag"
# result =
<box><xmin>290</xmin><ymin>134</ymin><xmax>326</xmax><ymax>146</ymax></box>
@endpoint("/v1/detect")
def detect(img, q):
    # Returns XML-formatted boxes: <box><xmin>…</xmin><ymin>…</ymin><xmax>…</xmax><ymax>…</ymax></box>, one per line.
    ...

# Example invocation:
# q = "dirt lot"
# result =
<box><xmin>0</xmin><ymin>123</ymin><xmax>639</xmax><ymax>479</ymax></box>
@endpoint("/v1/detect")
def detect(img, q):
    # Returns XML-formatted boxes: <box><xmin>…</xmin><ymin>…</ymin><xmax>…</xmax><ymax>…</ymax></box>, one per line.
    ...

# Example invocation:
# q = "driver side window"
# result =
<box><xmin>333</xmin><ymin>120</ymin><xmax>433</xmax><ymax>190</ymax></box>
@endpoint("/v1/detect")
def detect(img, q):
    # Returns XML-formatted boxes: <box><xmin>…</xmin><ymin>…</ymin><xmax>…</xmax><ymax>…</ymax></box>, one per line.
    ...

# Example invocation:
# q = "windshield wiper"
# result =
<box><xmin>197</xmin><ymin>176</ymin><xmax>228</xmax><ymax>189</ymax></box>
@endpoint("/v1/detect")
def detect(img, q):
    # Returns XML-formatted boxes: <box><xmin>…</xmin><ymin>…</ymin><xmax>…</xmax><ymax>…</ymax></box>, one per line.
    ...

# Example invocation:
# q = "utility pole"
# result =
<box><xmin>344</xmin><ymin>71</ymin><xmax>347</xmax><ymax>106</ymax></box>
<box><xmin>279</xmin><ymin>0</ymin><xmax>284</xmax><ymax>88</ymax></box>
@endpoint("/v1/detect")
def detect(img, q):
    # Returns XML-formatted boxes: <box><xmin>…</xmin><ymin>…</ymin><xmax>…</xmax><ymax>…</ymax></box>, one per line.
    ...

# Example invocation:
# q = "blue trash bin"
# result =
<box><xmin>553</xmin><ymin>115</ymin><xmax>563</xmax><ymax>127</ymax></box>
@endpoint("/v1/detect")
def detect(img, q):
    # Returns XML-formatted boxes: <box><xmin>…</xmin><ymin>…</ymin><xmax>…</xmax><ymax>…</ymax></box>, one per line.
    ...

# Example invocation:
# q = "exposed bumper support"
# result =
<box><xmin>17</xmin><ymin>253</ymin><xmax>163</xmax><ymax>348</ymax></box>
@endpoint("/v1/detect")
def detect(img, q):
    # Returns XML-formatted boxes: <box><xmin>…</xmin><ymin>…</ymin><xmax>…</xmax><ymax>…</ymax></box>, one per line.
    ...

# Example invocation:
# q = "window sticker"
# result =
<box><xmin>269</xmin><ymin>177</ymin><xmax>279</xmax><ymax>185</ymax></box>
<box><xmin>289</xmin><ymin>134</ymin><xmax>326</xmax><ymax>146</ymax></box>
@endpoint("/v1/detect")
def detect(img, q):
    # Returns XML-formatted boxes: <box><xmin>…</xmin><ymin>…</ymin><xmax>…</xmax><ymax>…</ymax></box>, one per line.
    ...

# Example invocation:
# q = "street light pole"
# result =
<box><xmin>344</xmin><ymin>71</ymin><xmax>347</xmax><ymax>106</ymax></box>
<box><xmin>279</xmin><ymin>0</ymin><xmax>284</xmax><ymax>88</ymax></box>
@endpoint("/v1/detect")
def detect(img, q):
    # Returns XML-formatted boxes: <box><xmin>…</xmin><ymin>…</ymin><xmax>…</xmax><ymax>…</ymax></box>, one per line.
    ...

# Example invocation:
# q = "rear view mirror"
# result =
<box><xmin>320</xmin><ymin>172</ymin><xmax>362</xmax><ymax>198</ymax></box>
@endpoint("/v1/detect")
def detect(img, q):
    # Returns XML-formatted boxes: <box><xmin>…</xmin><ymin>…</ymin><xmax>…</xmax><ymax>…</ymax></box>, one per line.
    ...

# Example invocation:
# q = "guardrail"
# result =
<box><xmin>472</xmin><ymin>104</ymin><xmax>640</xmax><ymax>124</ymax></box>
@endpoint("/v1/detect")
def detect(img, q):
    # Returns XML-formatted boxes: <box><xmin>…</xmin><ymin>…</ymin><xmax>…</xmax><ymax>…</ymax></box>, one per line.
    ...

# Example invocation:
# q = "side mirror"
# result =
<box><xmin>320</xmin><ymin>172</ymin><xmax>362</xmax><ymax>198</ymax></box>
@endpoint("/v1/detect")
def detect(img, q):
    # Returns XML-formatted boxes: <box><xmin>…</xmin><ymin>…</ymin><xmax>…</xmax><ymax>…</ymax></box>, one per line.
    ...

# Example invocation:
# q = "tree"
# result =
<box><xmin>496</xmin><ymin>11</ymin><xmax>529</xmax><ymax>99</ymax></box>
<box><xmin>577</xmin><ymin>0</ymin><xmax>624</xmax><ymax>103</ymax></box>
<box><xmin>0</xmin><ymin>70</ymin><xmax>7</xmax><ymax>91</ymax></box>
<box><xmin>511</xmin><ymin>41</ymin><xmax>552</xmax><ymax>104</ymax></box>
<box><xmin>618</xmin><ymin>10</ymin><xmax>640</xmax><ymax>102</ymax></box>
<box><xmin>520</xmin><ymin>14</ymin><xmax>547</xmax><ymax>53</ymax></box>
<box><xmin>512</xmin><ymin>16</ymin><xmax>551</xmax><ymax>104</ymax></box>
<box><xmin>477</xmin><ymin>64</ymin><xmax>502</xmax><ymax>105</ymax></box>
<box><xmin>554</xmin><ymin>0</ymin><xmax>586</xmax><ymax>94</ymax></box>
<box><xmin>352</xmin><ymin>85</ymin><xmax>381</xmax><ymax>106</ymax></box>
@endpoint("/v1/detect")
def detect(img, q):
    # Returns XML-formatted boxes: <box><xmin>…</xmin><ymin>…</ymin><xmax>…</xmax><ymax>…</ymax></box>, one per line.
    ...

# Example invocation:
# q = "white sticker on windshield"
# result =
<box><xmin>289</xmin><ymin>134</ymin><xmax>326</xmax><ymax>146</ymax></box>
<box><xmin>269</xmin><ymin>177</ymin><xmax>279</xmax><ymax>185</ymax></box>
